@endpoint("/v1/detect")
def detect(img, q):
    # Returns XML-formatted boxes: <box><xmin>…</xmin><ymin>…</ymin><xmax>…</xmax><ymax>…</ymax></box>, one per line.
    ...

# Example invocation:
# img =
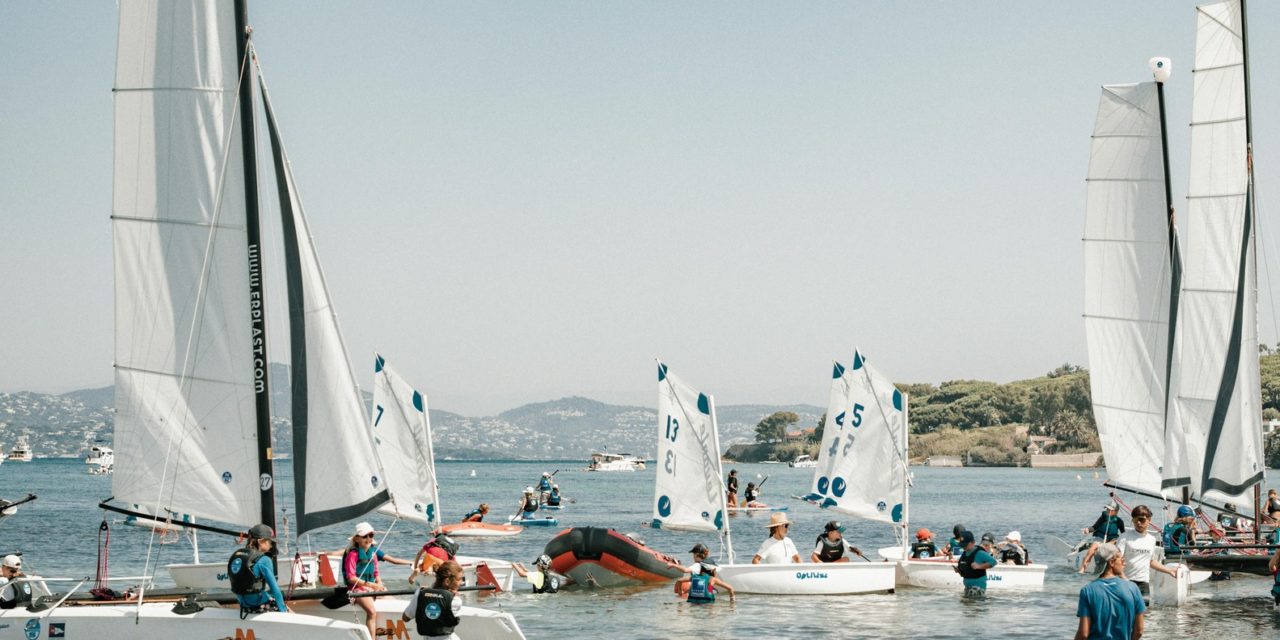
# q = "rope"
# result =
<box><xmin>95</xmin><ymin>519</ymin><xmax>110</xmax><ymax>590</ymax></box>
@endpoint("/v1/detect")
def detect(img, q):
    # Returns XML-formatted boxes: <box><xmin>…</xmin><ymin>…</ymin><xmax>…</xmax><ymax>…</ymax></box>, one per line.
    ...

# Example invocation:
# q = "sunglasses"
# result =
<box><xmin>361</xmin><ymin>533</ymin><xmax>376</xmax><ymax>539</ymax></box>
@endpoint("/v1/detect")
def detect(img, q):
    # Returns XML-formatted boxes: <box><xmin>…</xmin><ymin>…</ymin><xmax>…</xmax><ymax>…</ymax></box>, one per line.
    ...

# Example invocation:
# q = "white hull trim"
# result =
<box><xmin>715</xmin><ymin>562</ymin><xmax>896</xmax><ymax>595</ymax></box>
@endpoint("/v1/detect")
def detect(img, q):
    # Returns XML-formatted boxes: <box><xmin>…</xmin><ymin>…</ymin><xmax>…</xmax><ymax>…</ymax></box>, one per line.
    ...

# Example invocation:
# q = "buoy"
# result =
<box><xmin>1076</xmin><ymin>475</ymin><xmax>1082</xmax><ymax>481</ymax></box>
<box><xmin>469</xmin><ymin>470</ymin><xmax>476</xmax><ymax>477</ymax></box>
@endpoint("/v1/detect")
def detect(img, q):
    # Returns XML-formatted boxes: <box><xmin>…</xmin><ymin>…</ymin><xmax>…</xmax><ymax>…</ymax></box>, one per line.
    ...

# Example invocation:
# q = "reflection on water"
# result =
<box><xmin>2</xmin><ymin>460</ymin><xmax>1276</xmax><ymax>638</ymax></box>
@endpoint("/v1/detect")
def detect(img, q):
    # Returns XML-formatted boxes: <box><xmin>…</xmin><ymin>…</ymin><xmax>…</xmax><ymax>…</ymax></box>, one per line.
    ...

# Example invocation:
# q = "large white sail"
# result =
<box><xmin>805</xmin><ymin>352</ymin><xmax>906</xmax><ymax>525</ymax></box>
<box><xmin>651</xmin><ymin>361</ymin><xmax>728</xmax><ymax>533</ymax></box>
<box><xmin>111</xmin><ymin>0</ymin><xmax>264</xmax><ymax>526</ymax></box>
<box><xmin>371</xmin><ymin>354</ymin><xmax>442</xmax><ymax>527</ymax></box>
<box><xmin>1165</xmin><ymin>0</ymin><xmax>1263</xmax><ymax>510</ymax></box>
<box><xmin>260</xmin><ymin>79</ymin><xmax>391</xmax><ymax>534</ymax></box>
<box><xmin>1083</xmin><ymin>82</ymin><xmax>1175</xmax><ymax>498</ymax></box>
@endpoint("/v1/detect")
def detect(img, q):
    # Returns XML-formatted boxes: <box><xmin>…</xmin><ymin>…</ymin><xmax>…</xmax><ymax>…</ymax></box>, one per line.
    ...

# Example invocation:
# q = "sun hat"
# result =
<box><xmin>524</xmin><ymin>486</ymin><xmax>535</xmax><ymax>494</ymax></box>
<box><xmin>542</xmin><ymin>472</ymin><xmax>551</xmax><ymax>477</ymax></box>
<box><xmin>958</xmin><ymin>530</ymin><xmax>975</xmax><ymax>545</ymax></box>
<box><xmin>1006</xmin><ymin>531</ymin><xmax>1022</xmax><ymax>542</ymax></box>
<box><xmin>915</xmin><ymin>528</ymin><xmax>933</xmax><ymax>540</ymax></box>
<box><xmin>765</xmin><ymin>512</ymin><xmax>792</xmax><ymax>529</ymax></box>
<box><xmin>1094</xmin><ymin>543</ymin><xmax>1122</xmax><ymax>575</ymax></box>
<box><xmin>1177</xmin><ymin>505</ymin><xmax>1195</xmax><ymax>518</ymax></box>
<box><xmin>354</xmin><ymin>521</ymin><xmax>376</xmax><ymax>537</ymax></box>
<box><xmin>248</xmin><ymin>523</ymin><xmax>275</xmax><ymax>540</ymax></box>
<box><xmin>689</xmin><ymin>543</ymin><xmax>710</xmax><ymax>555</ymax></box>
<box><xmin>1</xmin><ymin>555</ymin><xmax>20</xmax><ymax>569</ymax></box>
<box><xmin>824</xmin><ymin>520</ymin><xmax>845</xmax><ymax>533</ymax></box>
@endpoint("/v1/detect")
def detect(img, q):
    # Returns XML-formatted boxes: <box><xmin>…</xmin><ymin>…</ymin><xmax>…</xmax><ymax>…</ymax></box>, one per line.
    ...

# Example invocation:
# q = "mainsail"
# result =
<box><xmin>370</xmin><ymin>354</ymin><xmax>442</xmax><ymax>527</ymax></box>
<box><xmin>805</xmin><ymin>352</ymin><xmax>907</xmax><ymax>525</ymax></box>
<box><xmin>651</xmin><ymin>361</ymin><xmax>729</xmax><ymax>535</ymax></box>
<box><xmin>1083</xmin><ymin>82</ymin><xmax>1176</xmax><ymax>498</ymax></box>
<box><xmin>1164</xmin><ymin>0</ymin><xmax>1264</xmax><ymax>510</ymax></box>
<box><xmin>111</xmin><ymin>0</ymin><xmax>266</xmax><ymax>527</ymax></box>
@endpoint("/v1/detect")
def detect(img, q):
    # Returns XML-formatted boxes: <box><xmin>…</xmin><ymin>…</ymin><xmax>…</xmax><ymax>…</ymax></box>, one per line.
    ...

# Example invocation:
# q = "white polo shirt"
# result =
<box><xmin>754</xmin><ymin>536</ymin><xmax>800</xmax><ymax>564</ymax></box>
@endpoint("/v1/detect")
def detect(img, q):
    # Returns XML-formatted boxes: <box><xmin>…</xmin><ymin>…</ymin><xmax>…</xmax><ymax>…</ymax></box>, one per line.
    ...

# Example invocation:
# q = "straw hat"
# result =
<box><xmin>764</xmin><ymin>512</ymin><xmax>792</xmax><ymax>529</ymax></box>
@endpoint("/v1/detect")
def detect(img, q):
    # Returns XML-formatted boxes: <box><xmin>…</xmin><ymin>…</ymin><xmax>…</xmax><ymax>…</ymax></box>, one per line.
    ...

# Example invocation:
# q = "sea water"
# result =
<box><xmin>2</xmin><ymin>459</ymin><xmax>1278</xmax><ymax>639</ymax></box>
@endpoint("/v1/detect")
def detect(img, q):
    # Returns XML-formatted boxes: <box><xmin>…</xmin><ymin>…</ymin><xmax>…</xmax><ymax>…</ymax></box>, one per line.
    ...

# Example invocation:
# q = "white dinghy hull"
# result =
<box><xmin>715</xmin><ymin>562</ymin><xmax>896</xmax><ymax>595</ymax></box>
<box><xmin>293</xmin><ymin>597</ymin><xmax>526</xmax><ymax>640</ymax></box>
<box><xmin>0</xmin><ymin>603</ymin><xmax>367</xmax><ymax>640</ymax></box>
<box><xmin>893</xmin><ymin>558</ymin><xmax>1047</xmax><ymax>590</ymax></box>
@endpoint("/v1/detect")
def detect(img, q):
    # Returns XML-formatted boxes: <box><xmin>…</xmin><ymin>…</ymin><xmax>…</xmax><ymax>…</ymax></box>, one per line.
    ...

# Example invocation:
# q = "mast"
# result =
<box><xmin>1240</xmin><ymin>0</ymin><xmax>1261</xmax><ymax>542</ymax></box>
<box><xmin>234</xmin><ymin>0</ymin><xmax>276</xmax><ymax>530</ymax></box>
<box><xmin>900</xmin><ymin>394</ymin><xmax>910</xmax><ymax>558</ymax></box>
<box><xmin>708</xmin><ymin>396</ymin><xmax>734</xmax><ymax>564</ymax></box>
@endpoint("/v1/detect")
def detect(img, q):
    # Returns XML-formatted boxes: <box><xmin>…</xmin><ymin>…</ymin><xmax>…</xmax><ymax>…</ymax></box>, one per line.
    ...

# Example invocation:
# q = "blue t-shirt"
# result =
<box><xmin>961</xmin><ymin>549</ymin><xmax>997</xmax><ymax>589</ymax></box>
<box><xmin>1077</xmin><ymin>577</ymin><xmax>1145</xmax><ymax>640</ymax></box>
<box><xmin>237</xmin><ymin>554</ymin><xmax>288</xmax><ymax>610</ymax></box>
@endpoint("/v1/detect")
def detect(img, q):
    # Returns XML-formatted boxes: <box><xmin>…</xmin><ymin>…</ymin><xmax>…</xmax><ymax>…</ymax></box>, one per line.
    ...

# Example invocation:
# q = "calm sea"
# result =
<box><xmin>2</xmin><ymin>459</ymin><xmax>1278</xmax><ymax>639</ymax></box>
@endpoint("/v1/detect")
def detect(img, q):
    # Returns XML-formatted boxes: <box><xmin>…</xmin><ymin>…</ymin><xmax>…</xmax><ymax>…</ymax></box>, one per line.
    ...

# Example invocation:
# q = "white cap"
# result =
<box><xmin>542</xmin><ymin>472</ymin><xmax>551</xmax><ymax>477</ymax></box>
<box><xmin>1006</xmin><ymin>530</ymin><xmax>1022</xmax><ymax>542</ymax></box>
<box><xmin>2</xmin><ymin>554</ymin><xmax>20</xmax><ymax>569</ymax></box>
<box><xmin>354</xmin><ymin>522</ymin><xmax>375</xmax><ymax>537</ymax></box>
<box><xmin>524</xmin><ymin>486</ymin><xmax>535</xmax><ymax>493</ymax></box>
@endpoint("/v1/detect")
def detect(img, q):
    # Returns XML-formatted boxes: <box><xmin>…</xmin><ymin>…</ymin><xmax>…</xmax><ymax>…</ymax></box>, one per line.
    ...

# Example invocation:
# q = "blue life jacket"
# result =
<box><xmin>687</xmin><ymin>573</ymin><xmax>715</xmax><ymax>603</ymax></box>
<box><xmin>1162</xmin><ymin>523</ymin><xmax>1188</xmax><ymax>553</ymax></box>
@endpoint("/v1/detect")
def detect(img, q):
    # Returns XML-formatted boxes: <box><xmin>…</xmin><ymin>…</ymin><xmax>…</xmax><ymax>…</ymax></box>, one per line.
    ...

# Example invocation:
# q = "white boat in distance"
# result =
<box><xmin>587</xmin><ymin>451</ymin><xmax>646</xmax><ymax>471</ymax></box>
<box><xmin>788</xmin><ymin>454</ymin><xmax>816</xmax><ymax>468</ymax></box>
<box><xmin>7</xmin><ymin>436</ymin><xmax>33</xmax><ymax>462</ymax></box>
<box><xmin>86</xmin><ymin>444</ymin><xmax>114</xmax><ymax>475</ymax></box>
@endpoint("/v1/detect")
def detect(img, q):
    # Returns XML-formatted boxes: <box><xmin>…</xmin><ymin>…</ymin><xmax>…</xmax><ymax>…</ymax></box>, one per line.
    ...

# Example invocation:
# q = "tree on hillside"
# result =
<box><xmin>755</xmin><ymin>411</ymin><xmax>799</xmax><ymax>444</ymax></box>
<box><xmin>812</xmin><ymin>413</ymin><xmax>826</xmax><ymax>444</ymax></box>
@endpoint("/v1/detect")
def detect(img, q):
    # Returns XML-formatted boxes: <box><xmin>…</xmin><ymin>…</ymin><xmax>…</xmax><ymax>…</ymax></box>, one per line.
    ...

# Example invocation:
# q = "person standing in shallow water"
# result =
<box><xmin>954</xmin><ymin>530</ymin><xmax>995</xmax><ymax>597</ymax></box>
<box><xmin>1075</xmin><ymin>543</ymin><xmax>1145</xmax><ymax>640</ymax></box>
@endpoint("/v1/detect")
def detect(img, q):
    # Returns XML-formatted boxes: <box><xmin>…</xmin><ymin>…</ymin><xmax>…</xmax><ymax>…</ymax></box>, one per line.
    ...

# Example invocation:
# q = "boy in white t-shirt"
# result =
<box><xmin>1115</xmin><ymin>504</ymin><xmax>1179</xmax><ymax>599</ymax></box>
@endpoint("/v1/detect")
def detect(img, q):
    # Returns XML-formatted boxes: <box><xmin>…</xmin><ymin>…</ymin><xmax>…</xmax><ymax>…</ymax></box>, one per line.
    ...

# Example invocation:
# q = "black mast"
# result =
<box><xmin>1239</xmin><ymin>0</ymin><xmax>1260</xmax><ymax>543</ymax></box>
<box><xmin>234</xmin><ymin>0</ymin><xmax>276</xmax><ymax>530</ymax></box>
<box><xmin>1153</xmin><ymin>70</ymin><xmax>1186</xmax><ymax>506</ymax></box>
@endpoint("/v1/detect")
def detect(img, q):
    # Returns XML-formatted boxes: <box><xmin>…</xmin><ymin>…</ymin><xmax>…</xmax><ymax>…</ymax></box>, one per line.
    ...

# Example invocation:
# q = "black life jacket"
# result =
<box><xmin>727</xmin><ymin>476</ymin><xmax>738</xmax><ymax>493</ymax></box>
<box><xmin>687</xmin><ymin>573</ymin><xmax>715</xmax><ymax>603</ymax></box>
<box><xmin>462</xmin><ymin>509</ymin><xmax>483</xmax><ymax>522</ymax></box>
<box><xmin>546</xmin><ymin>492</ymin><xmax>561</xmax><ymax>506</ymax></box>
<box><xmin>813</xmin><ymin>535</ymin><xmax>845</xmax><ymax>562</ymax></box>
<box><xmin>522</xmin><ymin>496</ymin><xmax>539</xmax><ymax>513</ymax></box>
<box><xmin>413</xmin><ymin>588</ymin><xmax>460</xmax><ymax>637</ymax></box>
<box><xmin>228</xmin><ymin>548</ymin><xmax>266</xmax><ymax>596</ymax></box>
<box><xmin>531</xmin><ymin>572</ymin><xmax>561</xmax><ymax>594</ymax></box>
<box><xmin>745</xmin><ymin>488</ymin><xmax>759</xmax><ymax>503</ymax></box>
<box><xmin>424</xmin><ymin>536</ymin><xmax>459</xmax><ymax>560</ymax></box>
<box><xmin>0</xmin><ymin>576</ymin><xmax>33</xmax><ymax>609</ymax></box>
<box><xmin>910</xmin><ymin>542</ymin><xmax>937</xmax><ymax>559</ymax></box>
<box><xmin>999</xmin><ymin>544</ymin><xmax>1027</xmax><ymax>566</ymax></box>
<box><xmin>957</xmin><ymin>548</ymin><xmax>986</xmax><ymax>579</ymax></box>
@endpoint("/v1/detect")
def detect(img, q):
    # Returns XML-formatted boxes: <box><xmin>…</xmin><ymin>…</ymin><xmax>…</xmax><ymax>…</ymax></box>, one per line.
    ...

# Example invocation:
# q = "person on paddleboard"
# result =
<box><xmin>910</xmin><ymin>528</ymin><xmax>939</xmax><ymax>559</ymax></box>
<box><xmin>726</xmin><ymin>469</ymin><xmax>740</xmax><ymax>508</ymax></box>
<box><xmin>546</xmin><ymin>485</ymin><xmax>563</xmax><ymax>507</ymax></box>
<box><xmin>1074</xmin><ymin>543</ymin><xmax>1145</xmax><ymax>640</ymax></box>
<box><xmin>226</xmin><ymin>524</ymin><xmax>290</xmax><ymax>615</ymax></box>
<box><xmin>411</xmin><ymin>534</ymin><xmax>460</xmax><ymax>582</ymax></box>
<box><xmin>537</xmin><ymin>472</ymin><xmax>554</xmax><ymax>493</ymax></box>
<box><xmin>461</xmin><ymin>503</ymin><xmax>489</xmax><ymax>523</ymax></box>
<box><xmin>518</xmin><ymin>487</ymin><xmax>540</xmax><ymax>518</ymax></box>
<box><xmin>955</xmin><ymin>530</ymin><xmax>996</xmax><ymax>598</ymax></box>
<box><xmin>673</xmin><ymin>543</ymin><xmax>735</xmax><ymax>604</ymax></box>
<box><xmin>743</xmin><ymin>482</ymin><xmax>765</xmax><ymax>508</ymax></box>
<box><xmin>752</xmin><ymin>513</ymin><xmax>801</xmax><ymax>564</ymax></box>
<box><xmin>345</xmin><ymin>521</ymin><xmax>412</xmax><ymax>639</ymax></box>
<box><xmin>811</xmin><ymin>520</ymin><xmax>862</xmax><ymax>563</ymax></box>
<box><xmin>512</xmin><ymin>554</ymin><xmax>566</xmax><ymax>594</ymax></box>
<box><xmin>403</xmin><ymin>560</ymin><xmax>464</xmax><ymax>640</ymax></box>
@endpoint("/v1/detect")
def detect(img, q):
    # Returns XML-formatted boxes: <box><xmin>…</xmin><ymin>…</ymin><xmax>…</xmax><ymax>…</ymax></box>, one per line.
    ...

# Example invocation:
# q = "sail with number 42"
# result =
<box><xmin>651</xmin><ymin>361</ymin><xmax>729</xmax><ymax>533</ymax></box>
<box><xmin>805</xmin><ymin>352</ymin><xmax>906</xmax><ymax>525</ymax></box>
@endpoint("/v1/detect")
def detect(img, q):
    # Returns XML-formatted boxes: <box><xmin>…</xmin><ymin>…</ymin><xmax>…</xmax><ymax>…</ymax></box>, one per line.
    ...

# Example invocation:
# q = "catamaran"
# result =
<box><xmin>0</xmin><ymin>2</ymin><xmax>523</xmax><ymax>638</ymax></box>
<box><xmin>651</xmin><ymin>360</ymin><xmax>895</xmax><ymax>595</ymax></box>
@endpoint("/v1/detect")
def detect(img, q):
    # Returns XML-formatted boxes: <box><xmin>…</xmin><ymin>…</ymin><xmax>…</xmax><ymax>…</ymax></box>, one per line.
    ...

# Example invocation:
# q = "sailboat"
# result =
<box><xmin>0</xmin><ymin>2</ymin><xmax>523</xmax><ymax>638</ymax></box>
<box><xmin>824</xmin><ymin>352</ymin><xmax>1044</xmax><ymax>589</ymax></box>
<box><xmin>650</xmin><ymin>361</ymin><xmax>895</xmax><ymax>595</ymax></box>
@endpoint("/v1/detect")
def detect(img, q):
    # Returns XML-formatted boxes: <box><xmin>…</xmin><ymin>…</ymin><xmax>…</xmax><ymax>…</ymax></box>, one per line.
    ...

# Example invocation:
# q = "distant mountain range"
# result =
<box><xmin>0</xmin><ymin>364</ymin><xmax>821</xmax><ymax>460</ymax></box>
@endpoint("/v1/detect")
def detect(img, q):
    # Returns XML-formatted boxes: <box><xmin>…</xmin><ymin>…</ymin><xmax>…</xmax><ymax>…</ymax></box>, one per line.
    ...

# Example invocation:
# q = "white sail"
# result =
<box><xmin>1165</xmin><ymin>0</ymin><xmax>1263</xmax><ymax>510</ymax></box>
<box><xmin>371</xmin><ymin>354</ymin><xmax>442</xmax><ymax>527</ymax></box>
<box><xmin>1083</xmin><ymin>82</ymin><xmax>1174</xmax><ymax>498</ymax></box>
<box><xmin>111</xmin><ymin>0</ymin><xmax>264</xmax><ymax>526</ymax></box>
<box><xmin>259</xmin><ymin>79</ymin><xmax>390</xmax><ymax>534</ymax></box>
<box><xmin>651</xmin><ymin>361</ymin><xmax>728</xmax><ymax>533</ymax></box>
<box><xmin>805</xmin><ymin>352</ymin><xmax>906</xmax><ymax>525</ymax></box>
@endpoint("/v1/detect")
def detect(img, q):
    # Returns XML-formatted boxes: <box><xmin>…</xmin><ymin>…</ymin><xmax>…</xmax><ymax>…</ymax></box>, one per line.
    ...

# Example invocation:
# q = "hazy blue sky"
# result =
<box><xmin>2</xmin><ymin>1</ymin><xmax>1277</xmax><ymax>416</ymax></box>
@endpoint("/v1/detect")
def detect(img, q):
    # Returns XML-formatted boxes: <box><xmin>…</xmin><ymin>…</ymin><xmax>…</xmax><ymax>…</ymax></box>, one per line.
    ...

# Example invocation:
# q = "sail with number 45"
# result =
<box><xmin>804</xmin><ymin>351</ymin><xmax>907</xmax><ymax>525</ymax></box>
<box><xmin>651</xmin><ymin>361</ymin><xmax>730</xmax><ymax>535</ymax></box>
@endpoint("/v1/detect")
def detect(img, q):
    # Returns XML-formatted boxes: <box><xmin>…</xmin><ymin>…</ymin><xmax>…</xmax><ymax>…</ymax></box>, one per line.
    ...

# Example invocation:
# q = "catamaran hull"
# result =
<box><xmin>437</xmin><ymin>522</ymin><xmax>524</xmax><ymax>537</ymax></box>
<box><xmin>0</xmin><ymin>603</ymin><xmax>367</xmax><ymax>640</ymax></box>
<box><xmin>715</xmin><ymin>562</ymin><xmax>896</xmax><ymax>595</ymax></box>
<box><xmin>169</xmin><ymin>555</ymin><xmax>317</xmax><ymax>590</ymax></box>
<box><xmin>894</xmin><ymin>559</ymin><xmax>1047</xmax><ymax>590</ymax></box>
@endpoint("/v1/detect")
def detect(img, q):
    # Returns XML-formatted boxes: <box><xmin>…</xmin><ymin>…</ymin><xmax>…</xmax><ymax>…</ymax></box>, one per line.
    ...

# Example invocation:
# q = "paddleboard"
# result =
<box><xmin>509</xmin><ymin>515</ymin><xmax>559</xmax><ymax>527</ymax></box>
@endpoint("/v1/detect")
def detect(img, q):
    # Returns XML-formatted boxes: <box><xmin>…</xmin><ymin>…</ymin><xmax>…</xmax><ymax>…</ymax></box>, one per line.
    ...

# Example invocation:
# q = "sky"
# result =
<box><xmin>1</xmin><ymin>1</ymin><xmax>1278</xmax><ymax>416</ymax></box>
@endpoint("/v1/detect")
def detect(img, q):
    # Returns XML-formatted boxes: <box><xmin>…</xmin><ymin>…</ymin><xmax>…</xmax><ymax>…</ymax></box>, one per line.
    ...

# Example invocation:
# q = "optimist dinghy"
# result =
<box><xmin>437</xmin><ymin>521</ymin><xmax>524</xmax><ymax>538</ymax></box>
